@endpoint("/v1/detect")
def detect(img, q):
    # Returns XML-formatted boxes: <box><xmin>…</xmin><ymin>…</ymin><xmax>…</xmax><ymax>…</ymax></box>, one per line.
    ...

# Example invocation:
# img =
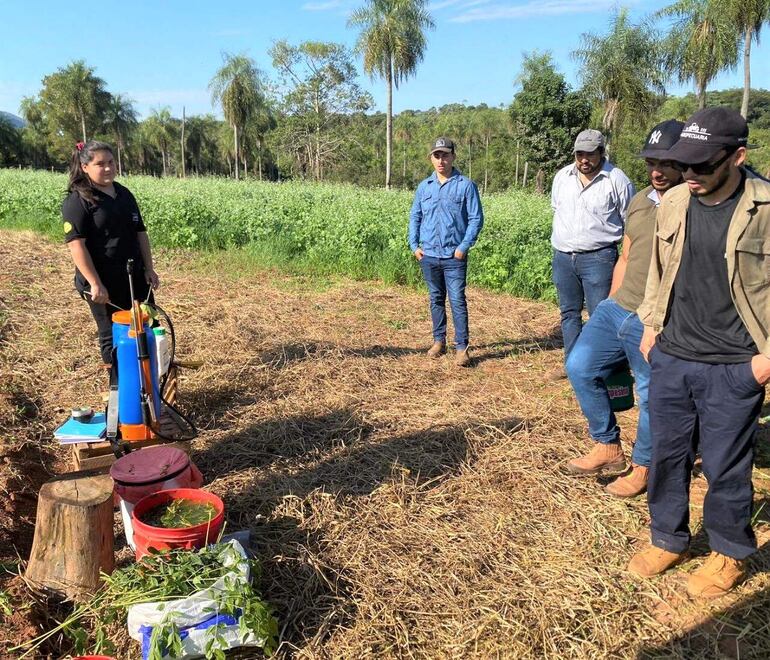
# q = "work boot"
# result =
<box><xmin>426</xmin><ymin>340</ymin><xmax>446</xmax><ymax>358</ymax></box>
<box><xmin>628</xmin><ymin>546</ymin><xmax>690</xmax><ymax>578</ymax></box>
<box><xmin>565</xmin><ymin>442</ymin><xmax>626</xmax><ymax>476</ymax></box>
<box><xmin>605</xmin><ymin>464</ymin><xmax>649</xmax><ymax>498</ymax></box>
<box><xmin>687</xmin><ymin>552</ymin><xmax>746</xmax><ymax>599</ymax></box>
<box><xmin>455</xmin><ymin>347</ymin><xmax>471</xmax><ymax>367</ymax></box>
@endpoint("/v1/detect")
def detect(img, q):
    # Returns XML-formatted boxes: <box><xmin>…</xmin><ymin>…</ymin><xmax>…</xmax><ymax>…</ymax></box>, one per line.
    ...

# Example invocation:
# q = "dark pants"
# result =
<box><xmin>552</xmin><ymin>246</ymin><xmax>617</xmax><ymax>358</ymax></box>
<box><xmin>648</xmin><ymin>346</ymin><xmax>764</xmax><ymax>559</ymax></box>
<box><xmin>83</xmin><ymin>275</ymin><xmax>152</xmax><ymax>364</ymax></box>
<box><xmin>419</xmin><ymin>255</ymin><xmax>469</xmax><ymax>348</ymax></box>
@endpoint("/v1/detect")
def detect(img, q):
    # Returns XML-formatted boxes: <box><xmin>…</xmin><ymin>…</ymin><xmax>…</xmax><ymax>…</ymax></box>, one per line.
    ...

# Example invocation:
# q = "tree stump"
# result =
<box><xmin>25</xmin><ymin>471</ymin><xmax>114</xmax><ymax>599</ymax></box>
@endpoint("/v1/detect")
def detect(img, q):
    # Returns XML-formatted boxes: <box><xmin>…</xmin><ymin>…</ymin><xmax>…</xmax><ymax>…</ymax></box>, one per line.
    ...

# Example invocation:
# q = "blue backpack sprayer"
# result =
<box><xmin>106</xmin><ymin>259</ymin><xmax>196</xmax><ymax>456</ymax></box>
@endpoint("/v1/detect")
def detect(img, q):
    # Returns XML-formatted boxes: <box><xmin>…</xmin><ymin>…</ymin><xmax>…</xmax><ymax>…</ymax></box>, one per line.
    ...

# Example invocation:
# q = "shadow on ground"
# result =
<box><xmin>638</xmin><ymin>509</ymin><xmax>770</xmax><ymax>659</ymax></box>
<box><xmin>471</xmin><ymin>330</ymin><xmax>563</xmax><ymax>365</ymax></box>
<box><xmin>195</xmin><ymin>410</ymin><xmax>525</xmax><ymax>655</ymax></box>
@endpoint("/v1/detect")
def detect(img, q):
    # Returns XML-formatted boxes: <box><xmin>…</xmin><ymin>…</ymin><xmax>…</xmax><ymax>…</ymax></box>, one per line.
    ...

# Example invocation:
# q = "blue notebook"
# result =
<box><xmin>54</xmin><ymin>413</ymin><xmax>107</xmax><ymax>444</ymax></box>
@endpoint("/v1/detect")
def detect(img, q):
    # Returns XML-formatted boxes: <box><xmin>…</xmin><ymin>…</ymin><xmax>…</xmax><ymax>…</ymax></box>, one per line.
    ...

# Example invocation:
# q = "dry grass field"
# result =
<box><xmin>1</xmin><ymin>230</ymin><xmax>769</xmax><ymax>659</ymax></box>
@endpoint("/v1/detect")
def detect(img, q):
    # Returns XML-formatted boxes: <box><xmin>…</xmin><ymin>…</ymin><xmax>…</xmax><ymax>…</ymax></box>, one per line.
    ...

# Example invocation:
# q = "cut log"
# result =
<box><xmin>25</xmin><ymin>471</ymin><xmax>114</xmax><ymax>599</ymax></box>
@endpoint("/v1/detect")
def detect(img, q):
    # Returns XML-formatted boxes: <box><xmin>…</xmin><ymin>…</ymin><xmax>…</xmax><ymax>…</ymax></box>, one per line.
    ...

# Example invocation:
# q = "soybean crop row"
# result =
<box><xmin>0</xmin><ymin>170</ymin><xmax>555</xmax><ymax>301</ymax></box>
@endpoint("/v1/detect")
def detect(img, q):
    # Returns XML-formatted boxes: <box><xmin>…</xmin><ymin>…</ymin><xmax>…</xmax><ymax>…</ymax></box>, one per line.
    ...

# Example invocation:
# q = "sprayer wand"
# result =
<box><xmin>127</xmin><ymin>259</ymin><xmax>158</xmax><ymax>430</ymax></box>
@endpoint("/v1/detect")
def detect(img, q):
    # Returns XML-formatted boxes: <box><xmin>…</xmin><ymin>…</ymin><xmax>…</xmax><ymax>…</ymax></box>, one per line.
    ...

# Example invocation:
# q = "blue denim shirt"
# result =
<box><xmin>408</xmin><ymin>169</ymin><xmax>484</xmax><ymax>257</ymax></box>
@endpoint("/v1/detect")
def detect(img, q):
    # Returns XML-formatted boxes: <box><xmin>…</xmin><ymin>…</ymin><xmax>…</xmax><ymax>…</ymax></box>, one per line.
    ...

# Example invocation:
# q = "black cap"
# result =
<box><xmin>639</xmin><ymin>119</ymin><xmax>685</xmax><ymax>158</ymax></box>
<box><xmin>665</xmin><ymin>107</ymin><xmax>749</xmax><ymax>164</ymax></box>
<box><xmin>430</xmin><ymin>137</ymin><xmax>455</xmax><ymax>154</ymax></box>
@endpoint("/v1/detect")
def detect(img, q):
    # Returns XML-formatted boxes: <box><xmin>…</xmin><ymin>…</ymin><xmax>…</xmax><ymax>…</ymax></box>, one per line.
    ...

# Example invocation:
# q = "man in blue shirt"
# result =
<box><xmin>409</xmin><ymin>137</ymin><xmax>484</xmax><ymax>367</ymax></box>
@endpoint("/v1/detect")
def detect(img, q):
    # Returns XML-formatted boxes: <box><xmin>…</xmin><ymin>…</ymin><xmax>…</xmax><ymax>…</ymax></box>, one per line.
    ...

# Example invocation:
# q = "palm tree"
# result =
<box><xmin>475</xmin><ymin>108</ymin><xmax>505</xmax><ymax>194</ymax></box>
<box><xmin>105</xmin><ymin>94</ymin><xmax>138</xmax><ymax>175</ymax></box>
<box><xmin>40</xmin><ymin>60</ymin><xmax>109</xmax><ymax>143</ymax></box>
<box><xmin>394</xmin><ymin>112</ymin><xmax>416</xmax><ymax>185</ymax></box>
<box><xmin>143</xmin><ymin>107</ymin><xmax>176</xmax><ymax>177</ymax></box>
<box><xmin>726</xmin><ymin>0</ymin><xmax>770</xmax><ymax>117</ymax></box>
<box><xmin>348</xmin><ymin>0</ymin><xmax>434</xmax><ymax>190</ymax></box>
<box><xmin>209</xmin><ymin>53</ymin><xmax>266</xmax><ymax>180</ymax></box>
<box><xmin>572</xmin><ymin>8</ymin><xmax>667</xmax><ymax>148</ymax></box>
<box><xmin>657</xmin><ymin>0</ymin><xmax>740</xmax><ymax>110</ymax></box>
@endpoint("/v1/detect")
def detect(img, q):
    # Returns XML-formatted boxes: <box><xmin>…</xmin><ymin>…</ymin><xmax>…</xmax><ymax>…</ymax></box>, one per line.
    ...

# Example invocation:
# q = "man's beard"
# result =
<box><xmin>689</xmin><ymin>166</ymin><xmax>731</xmax><ymax>197</ymax></box>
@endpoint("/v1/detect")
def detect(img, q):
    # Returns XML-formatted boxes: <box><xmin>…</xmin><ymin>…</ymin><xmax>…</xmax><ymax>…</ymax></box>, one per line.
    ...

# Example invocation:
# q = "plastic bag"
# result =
<box><xmin>126</xmin><ymin>540</ymin><xmax>268</xmax><ymax>660</ymax></box>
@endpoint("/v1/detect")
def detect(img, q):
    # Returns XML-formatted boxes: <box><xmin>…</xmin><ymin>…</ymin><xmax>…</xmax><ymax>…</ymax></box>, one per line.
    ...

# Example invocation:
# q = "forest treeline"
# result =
<box><xmin>2</xmin><ymin>1</ymin><xmax>770</xmax><ymax>191</ymax></box>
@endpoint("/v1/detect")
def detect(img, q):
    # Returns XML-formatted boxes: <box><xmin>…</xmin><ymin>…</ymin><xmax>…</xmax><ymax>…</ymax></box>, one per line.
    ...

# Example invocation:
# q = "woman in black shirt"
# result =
<box><xmin>63</xmin><ymin>140</ymin><xmax>160</xmax><ymax>365</ymax></box>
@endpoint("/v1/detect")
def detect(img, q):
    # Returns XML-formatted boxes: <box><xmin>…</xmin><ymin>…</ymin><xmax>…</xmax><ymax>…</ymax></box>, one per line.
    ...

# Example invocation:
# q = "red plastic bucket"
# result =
<box><xmin>130</xmin><ymin>488</ymin><xmax>225</xmax><ymax>560</ymax></box>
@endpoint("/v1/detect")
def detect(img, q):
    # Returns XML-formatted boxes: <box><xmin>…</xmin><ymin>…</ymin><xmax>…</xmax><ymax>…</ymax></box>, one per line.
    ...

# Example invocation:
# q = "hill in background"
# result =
<box><xmin>0</xmin><ymin>111</ymin><xmax>26</xmax><ymax>129</ymax></box>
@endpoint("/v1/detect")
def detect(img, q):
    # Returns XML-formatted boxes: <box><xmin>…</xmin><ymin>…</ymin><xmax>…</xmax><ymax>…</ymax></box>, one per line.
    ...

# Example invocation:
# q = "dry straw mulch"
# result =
<box><xmin>1</xmin><ymin>230</ymin><xmax>769</xmax><ymax>659</ymax></box>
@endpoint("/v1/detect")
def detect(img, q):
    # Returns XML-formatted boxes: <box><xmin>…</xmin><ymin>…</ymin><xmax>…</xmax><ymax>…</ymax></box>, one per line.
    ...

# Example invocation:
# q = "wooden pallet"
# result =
<box><xmin>71</xmin><ymin>409</ymin><xmax>192</xmax><ymax>471</ymax></box>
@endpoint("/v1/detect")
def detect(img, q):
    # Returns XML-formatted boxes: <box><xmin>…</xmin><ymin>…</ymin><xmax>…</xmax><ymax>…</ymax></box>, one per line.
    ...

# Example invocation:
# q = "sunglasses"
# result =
<box><xmin>672</xmin><ymin>149</ymin><xmax>735</xmax><ymax>175</ymax></box>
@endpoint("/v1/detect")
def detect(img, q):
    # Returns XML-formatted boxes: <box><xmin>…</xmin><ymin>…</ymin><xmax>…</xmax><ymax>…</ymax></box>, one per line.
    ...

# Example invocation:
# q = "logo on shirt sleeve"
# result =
<box><xmin>63</xmin><ymin>221</ymin><xmax>73</xmax><ymax>233</ymax></box>
<box><xmin>131</xmin><ymin>213</ymin><xmax>139</xmax><ymax>223</ymax></box>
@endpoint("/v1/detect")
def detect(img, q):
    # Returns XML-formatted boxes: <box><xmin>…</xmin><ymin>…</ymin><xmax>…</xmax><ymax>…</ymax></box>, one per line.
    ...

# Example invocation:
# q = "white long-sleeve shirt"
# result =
<box><xmin>550</xmin><ymin>160</ymin><xmax>635</xmax><ymax>252</ymax></box>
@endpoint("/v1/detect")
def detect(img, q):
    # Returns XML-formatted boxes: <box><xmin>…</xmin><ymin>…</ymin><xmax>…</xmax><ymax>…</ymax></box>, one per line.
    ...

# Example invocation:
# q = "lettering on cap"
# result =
<box><xmin>681</xmin><ymin>123</ymin><xmax>712</xmax><ymax>142</ymax></box>
<box><xmin>648</xmin><ymin>130</ymin><xmax>662</xmax><ymax>145</ymax></box>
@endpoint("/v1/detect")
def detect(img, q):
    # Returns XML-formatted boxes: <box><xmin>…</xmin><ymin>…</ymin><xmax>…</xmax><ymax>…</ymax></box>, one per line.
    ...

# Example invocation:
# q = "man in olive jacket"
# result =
<box><xmin>629</xmin><ymin>107</ymin><xmax>770</xmax><ymax>599</ymax></box>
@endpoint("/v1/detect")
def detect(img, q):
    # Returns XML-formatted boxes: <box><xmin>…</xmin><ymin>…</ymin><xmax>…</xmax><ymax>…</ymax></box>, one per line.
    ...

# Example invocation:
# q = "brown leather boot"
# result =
<box><xmin>455</xmin><ymin>347</ymin><xmax>471</xmax><ymax>367</ymax></box>
<box><xmin>566</xmin><ymin>442</ymin><xmax>626</xmax><ymax>476</ymax></box>
<box><xmin>426</xmin><ymin>341</ymin><xmax>446</xmax><ymax>358</ymax></box>
<box><xmin>628</xmin><ymin>546</ymin><xmax>690</xmax><ymax>577</ymax></box>
<box><xmin>605</xmin><ymin>464</ymin><xmax>649</xmax><ymax>498</ymax></box>
<box><xmin>687</xmin><ymin>552</ymin><xmax>746</xmax><ymax>599</ymax></box>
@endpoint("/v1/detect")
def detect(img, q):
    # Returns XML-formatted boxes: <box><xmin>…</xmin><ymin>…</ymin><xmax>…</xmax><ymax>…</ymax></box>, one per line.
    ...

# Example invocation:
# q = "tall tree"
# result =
<box><xmin>726</xmin><ymin>0</ymin><xmax>770</xmax><ymax>117</ymax></box>
<box><xmin>209</xmin><ymin>53</ymin><xmax>266</xmax><ymax>180</ymax></box>
<box><xmin>475</xmin><ymin>107</ymin><xmax>506</xmax><ymax>194</ymax></box>
<box><xmin>271</xmin><ymin>40</ymin><xmax>372</xmax><ymax>181</ymax></box>
<box><xmin>143</xmin><ymin>107</ymin><xmax>176</xmax><ymax>177</ymax></box>
<box><xmin>573</xmin><ymin>9</ymin><xmax>666</xmax><ymax>147</ymax></box>
<box><xmin>394</xmin><ymin>111</ymin><xmax>416</xmax><ymax>184</ymax></box>
<box><xmin>104</xmin><ymin>94</ymin><xmax>138</xmax><ymax>175</ymax></box>
<box><xmin>658</xmin><ymin>0</ymin><xmax>740</xmax><ymax>110</ymax></box>
<box><xmin>348</xmin><ymin>0</ymin><xmax>434</xmax><ymax>189</ymax></box>
<box><xmin>39</xmin><ymin>60</ymin><xmax>110</xmax><ymax>143</ymax></box>
<box><xmin>510</xmin><ymin>52</ymin><xmax>591</xmax><ymax>187</ymax></box>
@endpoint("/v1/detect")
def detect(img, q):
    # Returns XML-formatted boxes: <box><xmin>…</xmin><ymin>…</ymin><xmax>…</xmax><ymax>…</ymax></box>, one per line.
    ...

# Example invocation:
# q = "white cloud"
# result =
<box><xmin>430</xmin><ymin>0</ymin><xmax>489</xmax><ymax>10</ymax></box>
<box><xmin>302</xmin><ymin>0</ymin><xmax>348</xmax><ymax>10</ymax></box>
<box><xmin>451</xmin><ymin>0</ymin><xmax>636</xmax><ymax>23</ymax></box>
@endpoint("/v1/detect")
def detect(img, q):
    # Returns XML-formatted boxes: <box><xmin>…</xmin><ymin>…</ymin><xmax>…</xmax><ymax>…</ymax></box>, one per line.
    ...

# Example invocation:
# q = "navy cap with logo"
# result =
<box><xmin>638</xmin><ymin>119</ymin><xmax>685</xmax><ymax>158</ymax></box>
<box><xmin>665</xmin><ymin>107</ymin><xmax>749</xmax><ymax>165</ymax></box>
<box><xmin>430</xmin><ymin>137</ymin><xmax>455</xmax><ymax>154</ymax></box>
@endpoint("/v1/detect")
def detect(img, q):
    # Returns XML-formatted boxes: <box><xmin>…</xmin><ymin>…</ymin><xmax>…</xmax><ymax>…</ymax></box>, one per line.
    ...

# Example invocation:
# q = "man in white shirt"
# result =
<box><xmin>550</xmin><ymin>130</ymin><xmax>635</xmax><ymax>378</ymax></box>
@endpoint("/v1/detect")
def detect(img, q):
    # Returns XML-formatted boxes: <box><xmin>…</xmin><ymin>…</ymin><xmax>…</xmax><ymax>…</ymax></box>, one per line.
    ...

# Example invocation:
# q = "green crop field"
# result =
<box><xmin>0</xmin><ymin>169</ymin><xmax>555</xmax><ymax>301</ymax></box>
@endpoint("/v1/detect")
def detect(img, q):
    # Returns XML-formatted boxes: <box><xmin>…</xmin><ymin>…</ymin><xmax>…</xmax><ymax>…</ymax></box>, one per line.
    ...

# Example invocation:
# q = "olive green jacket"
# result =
<box><xmin>638</xmin><ymin>174</ymin><xmax>770</xmax><ymax>357</ymax></box>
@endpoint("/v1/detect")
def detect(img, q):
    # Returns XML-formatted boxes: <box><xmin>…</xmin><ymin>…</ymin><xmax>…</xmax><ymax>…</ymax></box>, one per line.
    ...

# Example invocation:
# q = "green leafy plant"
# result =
<box><xmin>10</xmin><ymin>542</ymin><xmax>277</xmax><ymax>659</ymax></box>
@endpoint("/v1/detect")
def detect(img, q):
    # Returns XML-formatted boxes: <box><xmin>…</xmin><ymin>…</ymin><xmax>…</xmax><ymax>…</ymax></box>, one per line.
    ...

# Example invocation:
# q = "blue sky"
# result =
<box><xmin>1</xmin><ymin>0</ymin><xmax>769</xmax><ymax>120</ymax></box>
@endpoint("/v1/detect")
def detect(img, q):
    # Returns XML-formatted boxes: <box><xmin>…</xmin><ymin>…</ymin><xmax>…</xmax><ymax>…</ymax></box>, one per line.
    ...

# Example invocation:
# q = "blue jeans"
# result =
<box><xmin>420</xmin><ymin>255</ymin><xmax>469</xmax><ymax>348</ymax></box>
<box><xmin>647</xmin><ymin>347</ymin><xmax>764</xmax><ymax>558</ymax></box>
<box><xmin>552</xmin><ymin>246</ymin><xmax>617</xmax><ymax>357</ymax></box>
<box><xmin>565</xmin><ymin>299</ymin><xmax>651</xmax><ymax>466</ymax></box>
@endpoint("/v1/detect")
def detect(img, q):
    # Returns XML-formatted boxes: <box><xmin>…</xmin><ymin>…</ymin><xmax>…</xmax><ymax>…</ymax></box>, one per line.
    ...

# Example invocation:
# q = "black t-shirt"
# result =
<box><xmin>62</xmin><ymin>182</ymin><xmax>148</xmax><ymax>304</ymax></box>
<box><xmin>658</xmin><ymin>175</ymin><xmax>758</xmax><ymax>364</ymax></box>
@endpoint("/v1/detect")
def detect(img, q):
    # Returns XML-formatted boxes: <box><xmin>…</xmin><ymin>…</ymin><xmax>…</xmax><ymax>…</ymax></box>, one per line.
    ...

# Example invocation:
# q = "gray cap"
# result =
<box><xmin>573</xmin><ymin>129</ymin><xmax>605</xmax><ymax>153</ymax></box>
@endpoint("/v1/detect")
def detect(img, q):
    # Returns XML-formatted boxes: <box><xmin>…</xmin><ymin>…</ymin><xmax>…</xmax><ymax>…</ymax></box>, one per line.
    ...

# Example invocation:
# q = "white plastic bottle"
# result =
<box><xmin>153</xmin><ymin>327</ymin><xmax>171</xmax><ymax>381</ymax></box>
